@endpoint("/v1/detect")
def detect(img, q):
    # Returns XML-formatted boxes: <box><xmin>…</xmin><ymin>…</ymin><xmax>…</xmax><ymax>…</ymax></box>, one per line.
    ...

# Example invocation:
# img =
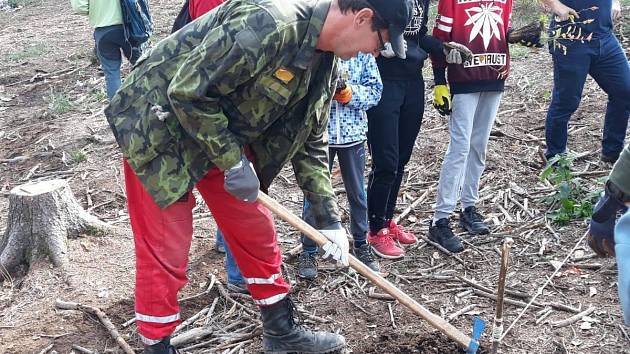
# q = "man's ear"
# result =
<box><xmin>353</xmin><ymin>8</ymin><xmax>375</xmax><ymax>28</ymax></box>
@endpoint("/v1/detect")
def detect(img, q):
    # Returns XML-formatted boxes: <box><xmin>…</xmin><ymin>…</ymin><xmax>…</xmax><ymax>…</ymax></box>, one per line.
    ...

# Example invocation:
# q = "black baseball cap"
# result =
<box><xmin>365</xmin><ymin>0</ymin><xmax>413</xmax><ymax>59</ymax></box>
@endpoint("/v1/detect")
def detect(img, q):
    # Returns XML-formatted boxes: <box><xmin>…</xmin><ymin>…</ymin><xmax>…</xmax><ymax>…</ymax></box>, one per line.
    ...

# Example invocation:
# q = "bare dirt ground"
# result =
<box><xmin>0</xmin><ymin>0</ymin><xmax>629</xmax><ymax>353</ymax></box>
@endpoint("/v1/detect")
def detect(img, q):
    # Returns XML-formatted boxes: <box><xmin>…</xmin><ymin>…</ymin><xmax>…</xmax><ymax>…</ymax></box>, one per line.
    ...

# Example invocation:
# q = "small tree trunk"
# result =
<box><xmin>0</xmin><ymin>179</ymin><xmax>107</xmax><ymax>275</ymax></box>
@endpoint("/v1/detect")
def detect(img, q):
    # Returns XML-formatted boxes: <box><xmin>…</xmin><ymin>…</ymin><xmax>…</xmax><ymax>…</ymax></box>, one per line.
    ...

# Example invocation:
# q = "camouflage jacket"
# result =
<box><xmin>104</xmin><ymin>0</ymin><xmax>340</xmax><ymax>228</ymax></box>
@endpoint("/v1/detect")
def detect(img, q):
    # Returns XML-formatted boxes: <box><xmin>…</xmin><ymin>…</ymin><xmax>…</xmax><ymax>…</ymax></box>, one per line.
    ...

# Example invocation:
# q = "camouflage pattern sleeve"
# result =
<box><xmin>167</xmin><ymin>7</ymin><xmax>282</xmax><ymax>171</ymax></box>
<box><xmin>291</xmin><ymin>125</ymin><xmax>341</xmax><ymax>229</ymax></box>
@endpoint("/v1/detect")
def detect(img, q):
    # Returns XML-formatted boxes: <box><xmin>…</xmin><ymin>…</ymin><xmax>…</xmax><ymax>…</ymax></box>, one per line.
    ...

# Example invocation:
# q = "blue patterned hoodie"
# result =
<box><xmin>328</xmin><ymin>53</ymin><xmax>382</xmax><ymax>146</ymax></box>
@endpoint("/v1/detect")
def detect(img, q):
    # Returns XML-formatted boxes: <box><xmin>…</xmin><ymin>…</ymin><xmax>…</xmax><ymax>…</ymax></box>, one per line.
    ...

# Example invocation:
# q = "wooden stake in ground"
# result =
<box><xmin>55</xmin><ymin>299</ymin><xmax>134</xmax><ymax>354</ymax></box>
<box><xmin>0</xmin><ymin>179</ymin><xmax>108</xmax><ymax>275</ymax></box>
<box><xmin>491</xmin><ymin>238</ymin><xmax>513</xmax><ymax>354</ymax></box>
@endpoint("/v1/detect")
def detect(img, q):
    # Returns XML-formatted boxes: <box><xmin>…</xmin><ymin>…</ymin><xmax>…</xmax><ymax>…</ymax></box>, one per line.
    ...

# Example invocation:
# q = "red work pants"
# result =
<box><xmin>123</xmin><ymin>161</ymin><xmax>289</xmax><ymax>345</ymax></box>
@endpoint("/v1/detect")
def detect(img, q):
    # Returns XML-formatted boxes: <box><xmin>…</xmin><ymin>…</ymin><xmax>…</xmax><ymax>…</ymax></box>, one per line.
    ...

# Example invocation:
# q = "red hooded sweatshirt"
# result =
<box><xmin>431</xmin><ymin>0</ymin><xmax>513</xmax><ymax>94</ymax></box>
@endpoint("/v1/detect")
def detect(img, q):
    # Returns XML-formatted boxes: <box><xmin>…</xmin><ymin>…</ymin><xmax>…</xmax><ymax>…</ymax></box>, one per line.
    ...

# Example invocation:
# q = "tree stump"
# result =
<box><xmin>0</xmin><ymin>179</ymin><xmax>107</xmax><ymax>275</ymax></box>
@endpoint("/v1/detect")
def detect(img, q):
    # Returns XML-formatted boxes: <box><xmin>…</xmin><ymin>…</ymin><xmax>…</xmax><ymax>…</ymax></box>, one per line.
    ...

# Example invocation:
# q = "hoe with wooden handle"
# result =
<box><xmin>257</xmin><ymin>192</ymin><xmax>484</xmax><ymax>353</ymax></box>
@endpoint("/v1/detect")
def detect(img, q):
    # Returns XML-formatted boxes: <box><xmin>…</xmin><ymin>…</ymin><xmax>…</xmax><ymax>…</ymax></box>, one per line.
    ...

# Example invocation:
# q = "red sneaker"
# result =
<box><xmin>388</xmin><ymin>220</ymin><xmax>417</xmax><ymax>245</ymax></box>
<box><xmin>368</xmin><ymin>228</ymin><xmax>405</xmax><ymax>259</ymax></box>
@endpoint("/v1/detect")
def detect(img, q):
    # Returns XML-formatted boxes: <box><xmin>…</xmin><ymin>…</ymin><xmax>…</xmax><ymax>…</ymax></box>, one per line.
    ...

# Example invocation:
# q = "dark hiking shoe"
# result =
<box><xmin>227</xmin><ymin>282</ymin><xmax>250</xmax><ymax>295</ymax></box>
<box><xmin>353</xmin><ymin>243</ymin><xmax>380</xmax><ymax>272</ymax></box>
<box><xmin>459</xmin><ymin>206</ymin><xmax>490</xmax><ymax>235</ymax></box>
<box><xmin>601</xmin><ymin>153</ymin><xmax>619</xmax><ymax>164</ymax></box>
<box><xmin>144</xmin><ymin>336</ymin><xmax>179</xmax><ymax>354</ymax></box>
<box><xmin>297</xmin><ymin>252</ymin><xmax>318</xmax><ymax>280</ymax></box>
<box><xmin>261</xmin><ymin>297</ymin><xmax>346</xmax><ymax>354</ymax></box>
<box><xmin>429</xmin><ymin>218</ymin><xmax>464</xmax><ymax>253</ymax></box>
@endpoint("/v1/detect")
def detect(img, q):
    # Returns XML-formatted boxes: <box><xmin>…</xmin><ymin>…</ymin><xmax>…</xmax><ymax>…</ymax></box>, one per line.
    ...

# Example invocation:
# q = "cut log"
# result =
<box><xmin>0</xmin><ymin>179</ymin><xmax>108</xmax><ymax>275</ymax></box>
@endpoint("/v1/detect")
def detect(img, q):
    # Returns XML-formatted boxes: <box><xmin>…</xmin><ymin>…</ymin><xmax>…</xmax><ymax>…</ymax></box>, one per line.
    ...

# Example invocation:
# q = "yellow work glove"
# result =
<box><xmin>433</xmin><ymin>85</ymin><xmax>451</xmax><ymax>116</ymax></box>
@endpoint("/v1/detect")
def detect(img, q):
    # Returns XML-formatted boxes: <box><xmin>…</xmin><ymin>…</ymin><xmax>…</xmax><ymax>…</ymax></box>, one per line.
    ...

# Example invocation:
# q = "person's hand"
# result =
<box><xmin>588</xmin><ymin>181</ymin><xmax>628</xmax><ymax>257</ymax></box>
<box><xmin>381</xmin><ymin>40</ymin><xmax>407</xmax><ymax>58</ymax></box>
<box><xmin>550</xmin><ymin>0</ymin><xmax>579</xmax><ymax>21</ymax></box>
<box><xmin>333</xmin><ymin>84</ymin><xmax>352</xmax><ymax>104</ymax></box>
<box><xmin>443</xmin><ymin>42</ymin><xmax>473</xmax><ymax>64</ymax></box>
<box><xmin>433</xmin><ymin>85</ymin><xmax>451</xmax><ymax>116</ymax></box>
<box><xmin>319</xmin><ymin>228</ymin><xmax>350</xmax><ymax>266</ymax></box>
<box><xmin>224</xmin><ymin>154</ymin><xmax>259</xmax><ymax>203</ymax></box>
<box><xmin>612</xmin><ymin>0</ymin><xmax>621</xmax><ymax>21</ymax></box>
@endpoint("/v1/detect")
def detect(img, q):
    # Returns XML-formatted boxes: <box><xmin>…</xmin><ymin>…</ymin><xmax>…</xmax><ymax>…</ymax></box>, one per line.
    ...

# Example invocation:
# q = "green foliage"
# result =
<box><xmin>68</xmin><ymin>149</ymin><xmax>87</xmax><ymax>164</ymax></box>
<box><xmin>541</xmin><ymin>155</ymin><xmax>599</xmax><ymax>225</ymax></box>
<box><xmin>48</xmin><ymin>90</ymin><xmax>73</xmax><ymax>114</ymax></box>
<box><xmin>6</xmin><ymin>43</ymin><xmax>47</xmax><ymax>62</ymax></box>
<box><xmin>84</xmin><ymin>225</ymin><xmax>105</xmax><ymax>237</ymax></box>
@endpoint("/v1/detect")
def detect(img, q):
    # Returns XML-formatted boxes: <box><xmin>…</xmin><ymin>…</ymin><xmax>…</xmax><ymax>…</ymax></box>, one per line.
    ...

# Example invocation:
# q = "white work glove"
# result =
<box><xmin>319</xmin><ymin>228</ymin><xmax>350</xmax><ymax>267</ymax></box>
<box><xmin>443</xmin><ymin>42</ymin><xmax>473</xmax><ymax>64</ymax></box>
<box><xmin>380</xmin><ymin>40</ymin><xmax>408</xmax><ymax>58</ymax></box>
<box><xmin>612</xmin><ymin>0</ymin><xmax>621</xmax><ymax>21</ymax></box>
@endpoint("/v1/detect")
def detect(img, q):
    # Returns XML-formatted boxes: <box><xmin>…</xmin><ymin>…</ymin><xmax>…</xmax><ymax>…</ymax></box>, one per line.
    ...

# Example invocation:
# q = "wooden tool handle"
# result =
<box><xmin>257</xmin><ymin>192</ymin><xmax>472</xmax><ymax>349</ymax></box>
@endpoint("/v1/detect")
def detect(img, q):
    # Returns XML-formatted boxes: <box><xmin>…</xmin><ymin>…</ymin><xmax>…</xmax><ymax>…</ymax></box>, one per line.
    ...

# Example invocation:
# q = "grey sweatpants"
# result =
<box><xmin>434</xmin><ymin>91</ymin><xmax>503</xmax><ymax>221</ymax></box>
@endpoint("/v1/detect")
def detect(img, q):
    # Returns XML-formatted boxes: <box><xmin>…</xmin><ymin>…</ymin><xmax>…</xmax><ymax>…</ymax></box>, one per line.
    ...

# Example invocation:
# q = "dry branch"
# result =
<box><xmin>54</xmin><ymin>299</ymin><xmax>133</xmax><ymax>354</ymax></box>
<box><xmin>550</xmin><ymin>306</ymin><xmax>595</xmax><ymax>328</ymax></box>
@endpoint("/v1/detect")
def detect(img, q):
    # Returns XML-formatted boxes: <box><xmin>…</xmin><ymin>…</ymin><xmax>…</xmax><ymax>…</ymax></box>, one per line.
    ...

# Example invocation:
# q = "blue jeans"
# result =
<box><xmin>545</xmin><ymin>34</ymin><xmax>630</xmax><ymax>159</ymax></box>
<box><xmin>301</xmin><ymin>143</ymin><xmax>369</xmax><ymax>254</ymax></box>
<box><xmin>93</xmin><ymin>25</ymin><xmax>131</xmax><ymax>100</ymax></box>
<box><xmin>616</xmin><ymin>208</ymin><xmax>630</xmax><ymax>325</ymax></box>
<box><xmin>215</xmin><ymin>229</ymin><xmax>244</xmax><ymax>285</ymax></box>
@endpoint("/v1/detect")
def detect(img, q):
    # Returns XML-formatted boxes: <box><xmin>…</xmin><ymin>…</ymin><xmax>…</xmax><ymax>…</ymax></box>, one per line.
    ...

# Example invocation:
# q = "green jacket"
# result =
<box><xmin>105</xmin><ymin>0</ymin><xmax>340</xmax><ymax>228</ymax></box>
<box><xmin>611</xmin><ymin>145</ymin><xmax>630</xmax><ymax>197</ymax></box>
<box><xmin>70</xmin><ymin>0</ymin><xmax>123</xmax><ymax>28</ymax></box>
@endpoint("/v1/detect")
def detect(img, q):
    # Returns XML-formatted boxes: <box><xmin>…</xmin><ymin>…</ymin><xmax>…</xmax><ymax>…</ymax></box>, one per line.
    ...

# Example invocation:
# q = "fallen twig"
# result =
<box><xmin>550</xmin><ymin>306</ymin><xmax>595</xmax><ymax>328</ymax></box>
<box><xmin>388</xmin><ymin>303</ymin><xmax>397</xmax><ymax>329</ymax></box>
<box><xmin>500</xmin><ymin>230</ymin><xmax>590</xmax><ymax>341</ymax></box>
<box><xmin>419</xmin><ymin>234</ymin><xmax>466</xmax><ymax>265</ymax></box>
<box><xmin>447</xmin><ymin>304</ymin><xmax>477</xmax><ymax>321</ymax></box>
<box><xmin>54</xmin><ymin>299</ymin><xmax>133</xmax><ymax>354</ymax></box>
<box><xmin>394</xmin><ymin>185</ymin><xmax>434</xmax><ymax>224</ymax></box>
<box><xmin>71</xmin><ymin>345</ymin><xmax>94</xmax><ymax>354</ymax></box>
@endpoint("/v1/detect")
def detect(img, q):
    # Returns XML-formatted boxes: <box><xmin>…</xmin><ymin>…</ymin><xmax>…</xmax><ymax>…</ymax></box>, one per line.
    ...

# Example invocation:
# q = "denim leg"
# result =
<box><xmin>544</xmin><ymin>44</ymin><xmax>592</xmax><ymax>159</ymax></box>
<box><xmin>589</xmin><ymin>35</ymin><xmax>630</xmax><ymax>158</ymax></box>
<box><xmin>217</xmin><ymin>229</ymin><xmax>244</xmax><ymax>285</ymax></box>
<box><xmin>300</xmin><ymin>199</ymin><xmax>319</xmax><ymax>254</ymax></box>
<box><xmin>335</xmin><ymin>143</ymin><xmax>368</xmax><ymax>247</ymax></box>
<box><xmin>216</xmin><ymin>228</ymin><xmax>225</xmax><ymax>248</ymax></box>
<box><xmin>615</xmin><ymin>209</ymin><xmax>630</xmax><ymax>325</ymax></box>
<box><xmin>93</xmin><ymin>25</ymin><xmax>126</xmax><ymax>100</ymax></box>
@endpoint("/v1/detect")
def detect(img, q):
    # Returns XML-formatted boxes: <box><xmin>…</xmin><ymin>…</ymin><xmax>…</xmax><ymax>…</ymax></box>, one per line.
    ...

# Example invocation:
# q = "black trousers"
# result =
<box><xmin>366</xmin><ymin>78</ymin><xmax>424</xmax><ymax>233</ymax></box>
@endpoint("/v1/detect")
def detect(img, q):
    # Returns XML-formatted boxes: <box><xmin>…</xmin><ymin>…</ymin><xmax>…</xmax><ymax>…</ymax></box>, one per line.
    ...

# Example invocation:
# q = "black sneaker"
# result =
<box><xmin>297</xmin><ymin>252</ymin><xmax>318</xmax><ymax>280</ymax></box>
<box><xmin>428</xmin><ymin>218</ymin><xmax>464</xmax><ymax>253</ymax></box>
<box><xmin>353</xmin><ymin>243</ymin><xmax>380</xmax><ymax>272</ymax></box>
<box><xmin>459</xmin><ymin>206</ymin><xmax>490</xmax><ymax>235</ymax></box>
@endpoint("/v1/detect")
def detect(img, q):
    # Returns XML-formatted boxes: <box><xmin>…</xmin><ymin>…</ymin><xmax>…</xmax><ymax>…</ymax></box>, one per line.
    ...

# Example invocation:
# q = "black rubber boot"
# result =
<box><xmin>459</xmin><ymin>206</ymin><xmax>490</xmax><ymax>235</ymax></box>
<box><xmin>261</xmin><ymin>297</ymin><xmax>346</xmax><ymax>354</ymax></box>
<box><xmin>144</xmin><ymin>336</ymin><xmax>179</xmax><ymax>354</ymax></box>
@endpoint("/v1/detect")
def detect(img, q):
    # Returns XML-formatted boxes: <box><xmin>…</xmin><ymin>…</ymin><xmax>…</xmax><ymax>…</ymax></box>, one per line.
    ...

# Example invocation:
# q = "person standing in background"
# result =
<box><xmin>70</xmin><ymin>0</ymin><xmax>137</xmax><ymax>100</ymax></box>
<box><xmin>298</xmin><ymin>52</ymin><xmax>383</xmax><ymax>280</ymax></box>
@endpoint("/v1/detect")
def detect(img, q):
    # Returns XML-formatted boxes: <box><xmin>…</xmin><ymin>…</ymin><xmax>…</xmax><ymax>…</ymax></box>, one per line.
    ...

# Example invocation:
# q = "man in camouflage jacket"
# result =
<box><xmin>104</xmin><ymin>0</ymin><xmax>412</xmax><ymax>352</ymax></box>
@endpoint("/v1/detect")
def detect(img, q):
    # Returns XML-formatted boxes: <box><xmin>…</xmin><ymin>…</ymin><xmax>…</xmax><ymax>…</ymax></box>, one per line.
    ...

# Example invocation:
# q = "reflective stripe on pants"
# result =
<box><xmin>124</xmin><ymin>160</ymin><xmax>289</xmax><ymax>343</ymax></box>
